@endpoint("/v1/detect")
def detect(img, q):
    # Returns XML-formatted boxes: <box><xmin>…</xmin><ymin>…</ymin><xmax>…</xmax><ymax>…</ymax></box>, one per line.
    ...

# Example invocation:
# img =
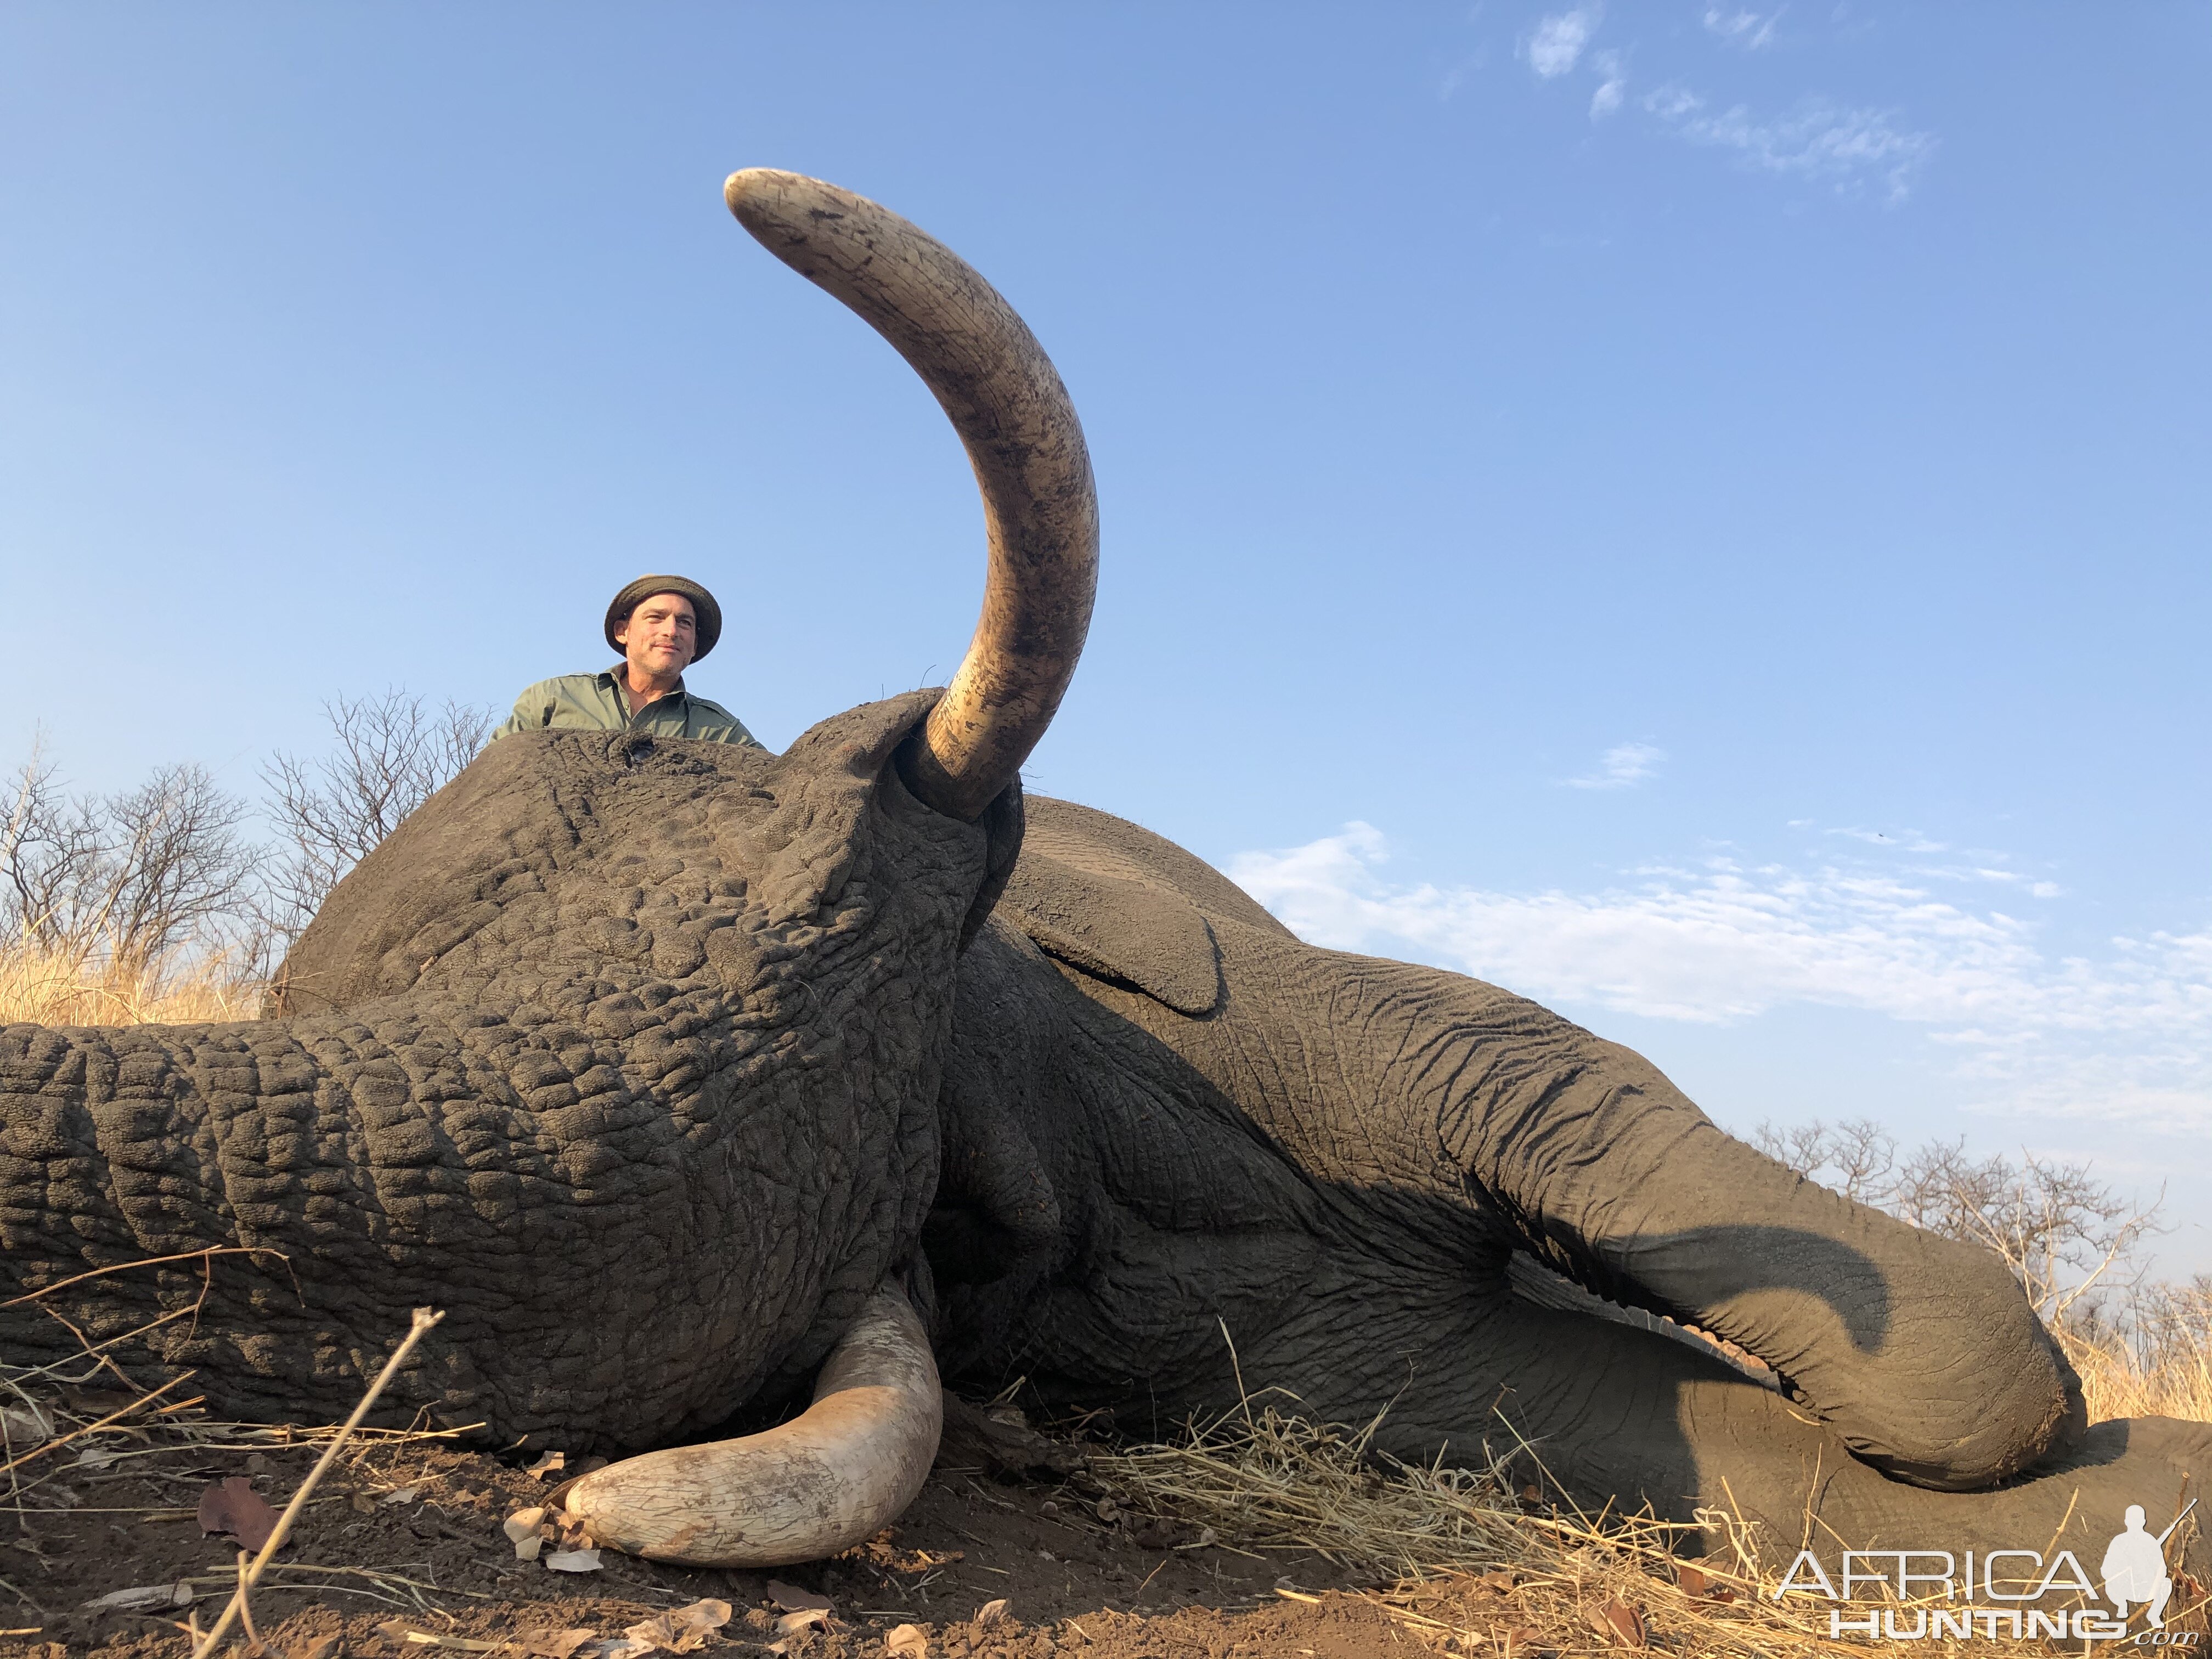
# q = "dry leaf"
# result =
<box><xmin>1674</xmin><ymin>1565</ymin><xmax>1709</xmax><ymax>1598</ymax></box>
<box><xmin>1593</xmin><ymin>1598</ymin><xmax>1645</xmax><ymax>1648</ymax></box>
<box><xmin>527</xmin><ymin>1451</ymin><xmax>567</xmax><ymax>1479</ymax></box>
<box><xmin>352</xmin><ymin>1492</ymin><xmax>378</xmax><ymax>1514</ymax></box>
<box><xmin>585</xmin><ymin>1641</ymin><xmax>652</xmax><ymax>1659</ymax></box>
<box><xmin>73</xmin><ymin>1443</ymin><xmax>121</xmax><ymax>1469</ymax></box>
<box><xmin>515</xmin><ymin>1631</ymin><xmax>593</xmax><ymax>1659</ymax></box>
<box><xmin>544</xmin><ymin>1547</ymin><xmax>603</xmax><ymax>1573</ymax></box>
<box><xmin>975</xmin><ymin>1599</ymin><xmax>1009</xmax><ymax>1629</ymax></box>
<box><xmin>514</xmin><ymin>1535</ymin><xmax>544</xmax><ymax>1562</ymax></box>
<box><xmin>380</xmin><ymin>1486</ymin><xmax>420</xmax><ymax>1505</ymax></box>
<box><xmin>774</xmin><ymin>1609</ymin><xmax>830</xmax><ymax>1637</ymax></box>
<box><xmin>666</xmin><ymin>1600</ymin><xmax>732</xmax><ymax>1652</ymax></box>
<box><xmin>0</xmin><ymin>1404</ymin><xmax>53</xmax><ymax>1444</ymax></box>
<box><xmin>884</xmin><ymin>1624</ymin><xmax>927</xmax><ymax>1658</ymax></box>
<box><xmin>622</xmin><ymin>1599</ymin><xmax>731</xmax><ymax>1656</ymax></box>
<box><xmin>766</xmin><ymin>1581</ymin><xmax>833</xmax><ymax>1613</ymax></box>
<box><xmin>504</xmin><ymin>1506</ymin><xmax>548</xmax><ymax>1542</ymax></box>
<box><xmin>198</xmin><ymin>1475</ymin><xmax>278</xmax><ymax>1551</ymax></box>
<box><xmin>86</xmin><ymin>1583</ymin><xmax>189</xmax><ymax>1612</ymax></box>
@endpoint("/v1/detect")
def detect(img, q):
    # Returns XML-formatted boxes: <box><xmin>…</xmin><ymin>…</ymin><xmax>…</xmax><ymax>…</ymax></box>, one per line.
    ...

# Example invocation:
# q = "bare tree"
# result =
<box><xmin>1755</xmin><ymin>1116</ymin><xmax>2165</xmax><ymax>1332</ymax></box>
<box><xmin>1753</xmin><ymin>1117</ymin><xmax>1899</xmax><ymax>1206</ymax></box>
<box><xmin>1</xmin><ymin>745</ymin><xmax>104</xmax><ymax>949</ymax></box>
<box><xmin>261</xmin><ymin>690</ymin><xmax>493</xmax><ymax>941</ymax></box>
<box><xmin>1</xmin><ymin>742</ymin><xmax>263</xmax><ymax>972</ymax></box>
<box><xmin>1890</xmin><ymin>1138</ymin><xmax>2162</xmax><ymax>1328</ymax></box>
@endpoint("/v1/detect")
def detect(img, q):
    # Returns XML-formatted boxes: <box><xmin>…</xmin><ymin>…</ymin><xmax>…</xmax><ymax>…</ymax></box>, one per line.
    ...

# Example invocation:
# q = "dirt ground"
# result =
<box><xmin>0</xmin><ymin>1393</ymin><xmax>1536</xmax><ymax>1659</ymax></box>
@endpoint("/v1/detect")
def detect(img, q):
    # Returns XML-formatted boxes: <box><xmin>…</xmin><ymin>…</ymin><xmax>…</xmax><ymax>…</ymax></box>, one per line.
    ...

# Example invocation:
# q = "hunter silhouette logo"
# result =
<box><xmin>1771</xmin><ymin>1498</ymin><xmax>2200</xmax><ymax>1643</ymax></box>
<box><xmin>2105</xmin><ymin>1500</ymin><xmax>2195</xmax><ymax>1629</ymax></box>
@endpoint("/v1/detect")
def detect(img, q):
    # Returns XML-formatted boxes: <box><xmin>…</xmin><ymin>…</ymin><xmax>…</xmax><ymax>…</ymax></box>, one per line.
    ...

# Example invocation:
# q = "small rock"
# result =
<box><xmin>504</xmin><ymin>1506</ymin><xmax>548</xmax><ymax>1543</ymax></box>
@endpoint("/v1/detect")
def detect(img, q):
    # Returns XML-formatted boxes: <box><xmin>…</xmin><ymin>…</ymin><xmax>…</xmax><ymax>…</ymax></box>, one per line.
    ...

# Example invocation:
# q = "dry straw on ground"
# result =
<box><xmin>1087</xmin><ymin>1391</ymin><xmax>2207</xmax><ymax>1656</ymax></box>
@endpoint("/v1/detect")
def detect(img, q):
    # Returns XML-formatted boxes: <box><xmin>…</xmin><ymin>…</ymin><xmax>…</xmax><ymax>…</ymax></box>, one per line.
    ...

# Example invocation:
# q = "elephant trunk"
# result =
<box><xmin>563</xmin><ymin>1281</ymin><xmax>941</xmax><ymax>1567</ymax></box>
<box><xmin>1496</xmin><ymin>1057</ymin><xmax>2083</xmax><ymax>1489</ymax></box>
<box><xmin>725</xmin><ymin>168</ymin><xmax>1098</xmax><ymax>823</ymax></box>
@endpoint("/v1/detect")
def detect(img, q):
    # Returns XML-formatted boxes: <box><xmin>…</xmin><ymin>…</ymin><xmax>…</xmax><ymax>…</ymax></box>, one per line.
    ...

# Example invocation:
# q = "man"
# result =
<box><xmin>495</xmin><ymin>575</ymin><xmax>762</xmax><ymax>747</ymax></box>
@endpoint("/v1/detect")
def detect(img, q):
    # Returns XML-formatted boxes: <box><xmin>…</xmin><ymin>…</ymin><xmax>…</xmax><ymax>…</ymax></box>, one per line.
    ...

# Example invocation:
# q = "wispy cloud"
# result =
<box><xmin>1563</xmin><ymin>741</ymin><xmax>1663</xmax><ymax>790</ymax></box>
<box><xmin>1502</xmin><ymin>4</ymin><xmax>1933</xmax><ymax>202</ymax></box>
<box><xmin>1702</xmin><ymin>5</ymin><xmax>1780</xmax><ymax>49</ymax></box>
<box><xmin>1439</xmin><ymin>50</ymin><xmax>1486</xmax><ymax>101</ymax></box>
<box><xmin>1588</xmin><ymin>50</ymin><xmax>1627</xmax><ymax>118</ymax></box>
<box><xmin>1227</xmin><ymin>825</ymin><xmax>2212</xmax><ymax>1131</ymax></box>
<box><xmin>1525</xmin><ymin>7</ymin><xmax>1600</xmax><ymax>78</ymax></box>
<box><xmin>1641</xmin><ymin>87</ymin><xmax>1936</xmax><ymax>202</ymax></box>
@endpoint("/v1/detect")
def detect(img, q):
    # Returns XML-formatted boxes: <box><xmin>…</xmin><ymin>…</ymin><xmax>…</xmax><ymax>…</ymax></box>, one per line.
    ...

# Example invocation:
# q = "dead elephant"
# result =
<box><xmin>2</xmin><ymin>170</ymin><xmax>2203</xmax><ymax>1587</ymax></box>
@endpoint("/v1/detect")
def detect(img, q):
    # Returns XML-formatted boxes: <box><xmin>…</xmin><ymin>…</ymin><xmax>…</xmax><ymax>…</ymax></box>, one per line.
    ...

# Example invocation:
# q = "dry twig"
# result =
<box><xmin>189</xmin><ymin>1306</ymin><xmax>445</xmax><ymax>1659</ymax></box>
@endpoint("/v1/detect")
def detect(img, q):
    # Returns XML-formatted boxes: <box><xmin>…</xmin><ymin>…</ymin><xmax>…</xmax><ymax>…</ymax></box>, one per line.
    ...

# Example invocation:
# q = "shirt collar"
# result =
<box><xmin>600</xmin><ymin>665</ymin><xmax>688</xmax><ymax>701</ymax></box>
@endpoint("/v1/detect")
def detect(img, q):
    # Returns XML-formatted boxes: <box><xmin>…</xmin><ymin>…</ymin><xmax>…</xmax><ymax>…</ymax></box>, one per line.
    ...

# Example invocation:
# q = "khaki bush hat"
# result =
<box><xmin>605</xmin><ymin>575</ymin><xmax>723</xmax><ymax>661</ymax></box>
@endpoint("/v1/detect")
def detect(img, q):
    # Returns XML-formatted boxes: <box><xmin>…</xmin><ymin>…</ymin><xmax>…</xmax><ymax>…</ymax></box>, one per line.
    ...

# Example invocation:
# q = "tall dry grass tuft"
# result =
<box><xmin>0</xmin><ymin>938</ymin><xmax>260</xmax><ymax>1028</ymax></box>
<box><xmin>2067</xmin><ymin>1280</ymin><xmax>2212</xmax><ymax>1423</ymax></box>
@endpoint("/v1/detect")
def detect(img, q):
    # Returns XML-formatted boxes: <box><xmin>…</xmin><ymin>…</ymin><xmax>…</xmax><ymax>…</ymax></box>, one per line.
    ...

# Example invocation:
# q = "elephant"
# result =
<box><xmin>2</xmin><ymin>170</ymin><xmax>2204</xmax><ymax>1595</ymax></box>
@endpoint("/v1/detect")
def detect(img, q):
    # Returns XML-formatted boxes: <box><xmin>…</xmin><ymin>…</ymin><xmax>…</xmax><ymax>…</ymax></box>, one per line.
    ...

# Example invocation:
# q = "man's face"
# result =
<box><xmin>617</xmin><ymin>593</ymin><xmax>699</xmax><ymax>681</ymax></box>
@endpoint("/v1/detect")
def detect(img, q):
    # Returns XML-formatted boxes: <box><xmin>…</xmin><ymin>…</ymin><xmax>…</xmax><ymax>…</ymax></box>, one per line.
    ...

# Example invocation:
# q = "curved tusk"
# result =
<box><xmin>725</xmin><ymin>167</ymin><xmax>1099</xmax><ymax>822</ymax></box>
<box><xmin>564</xmin><ymin>1283</ymin><xmax>942</xmax><ymax>1567</ymax></box>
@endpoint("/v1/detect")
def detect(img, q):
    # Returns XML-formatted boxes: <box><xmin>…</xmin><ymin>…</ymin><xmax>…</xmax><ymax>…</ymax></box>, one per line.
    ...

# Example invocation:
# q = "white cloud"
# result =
<box><xmin>1643</xmin><ymin>89</ymin><xmax>1935</xmax><ymax>203</ymax></box>
<box><xmin>1702</xmin><ymin>5</ymin><xmax>1780</xmax><ymax>49</ymax></box>
<box><xmin>1589</xmin><ymin>50</ymin><xmax>1627</xmax><ymax>118</ymax></box>
<box><xmin>1525</xmin><ymin>8</ymin><xmax>1599</xmax><ymax>77</ymax></box>
<box><xmin>1642</xmin><ymin>83</ymin><xmax>1703</xmax><ymax>121</ymax></box>
<box><xmin>1227</xmin><ymin>825</ymin><xmax>2212</xmax><ymax>1131</ymax></box>
<box><xmin>1564</xmin><ymin>741</ymin><xmax>1663</xmax><ymax>790</ymax></box>
<box><xmin>1440</xmin><ymin>51</ymin><xmax>1486</xmax><ymax>100</ymax></box>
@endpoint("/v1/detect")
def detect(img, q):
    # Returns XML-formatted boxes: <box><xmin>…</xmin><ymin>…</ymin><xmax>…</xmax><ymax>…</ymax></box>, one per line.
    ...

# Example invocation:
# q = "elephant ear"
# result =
<box><xmin>994</xmin><ymin>850</ymin><xmax>1222</xmax><ymax>1017</ymax></box>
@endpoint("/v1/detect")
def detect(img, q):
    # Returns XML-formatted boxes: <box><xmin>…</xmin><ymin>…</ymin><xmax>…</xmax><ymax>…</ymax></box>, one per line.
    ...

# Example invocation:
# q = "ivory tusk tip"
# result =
<box><xmin>724</xmin><ymin>167</ymin><xmax>810</xmax><ymax>220</ymax></box>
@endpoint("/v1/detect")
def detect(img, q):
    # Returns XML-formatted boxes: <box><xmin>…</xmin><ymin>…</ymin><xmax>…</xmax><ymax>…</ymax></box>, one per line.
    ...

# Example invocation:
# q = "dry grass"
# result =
<box><xmin>0</xmin><ymin>938</ymin><xmax>258</xmax><ymax>1027</ymax></box>
<box><xmin>1087</xmin><ymin>1394</ymin><xmax>2208</xmax><ymax>1656</ymax></box>
<box><xmin>2</xmin><ymin>1251</ymin><xmax>479</xmax><ymax>1633</ymax></box>
<box><xmin>2068</xmin><ymin>1301</ymin><xmax>2212</xmax><ymax>1423</ymax></box>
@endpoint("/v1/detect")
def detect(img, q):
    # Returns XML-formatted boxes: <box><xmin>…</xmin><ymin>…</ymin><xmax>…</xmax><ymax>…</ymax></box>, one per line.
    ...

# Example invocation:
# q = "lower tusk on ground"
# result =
<box><xmin>563</xmin><ymin>1282</ymin><xmax>942</xmax><ymax>1567</ymax></box>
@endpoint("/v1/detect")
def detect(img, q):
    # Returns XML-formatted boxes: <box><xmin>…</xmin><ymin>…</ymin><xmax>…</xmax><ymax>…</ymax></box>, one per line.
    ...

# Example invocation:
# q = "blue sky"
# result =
<box><xmin>5</xmin><ymin>5</ymin><xmax>2209</xmax><ymax>1273</ymax></box>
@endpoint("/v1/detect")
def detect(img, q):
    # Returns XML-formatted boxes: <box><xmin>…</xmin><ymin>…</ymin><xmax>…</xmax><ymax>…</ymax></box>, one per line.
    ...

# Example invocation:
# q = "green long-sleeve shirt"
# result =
<box><xmin>493</xmin><ymin>668</ymin><xmax>763</xmax><ymax>747</ymax></box>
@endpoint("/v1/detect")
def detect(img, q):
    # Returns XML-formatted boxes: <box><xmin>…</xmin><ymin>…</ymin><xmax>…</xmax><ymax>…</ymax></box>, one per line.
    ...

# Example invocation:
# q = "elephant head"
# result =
<box><xmin>0</xmin><ymin>170</ymin><xmax>1095</xmax><ymax>1563</ymax></box>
